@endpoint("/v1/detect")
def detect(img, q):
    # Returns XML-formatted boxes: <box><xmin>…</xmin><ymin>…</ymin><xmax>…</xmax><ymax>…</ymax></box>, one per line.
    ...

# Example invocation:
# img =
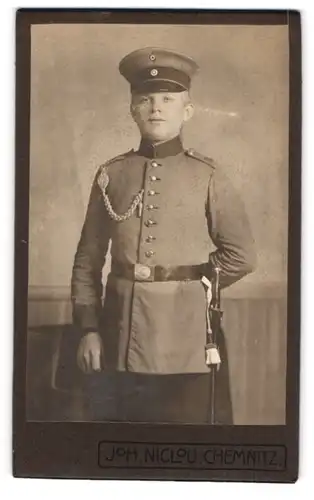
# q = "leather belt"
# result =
<box><xmin>111</xmin><ymin>260</ymin><xmax>209</xmax><ymax>282</ymax></box>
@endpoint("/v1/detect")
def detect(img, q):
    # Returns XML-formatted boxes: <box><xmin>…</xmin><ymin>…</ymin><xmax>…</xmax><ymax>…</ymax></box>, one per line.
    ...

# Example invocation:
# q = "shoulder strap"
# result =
<box><xmin>184</xmin><ymin>148</ymin><xmax>216</xmax><ymax>169</ymax></box>
<box><xmin>96</xmin><ymin>148</ymin><xmax>134</xmax><ymax>180</ymax></box>
<box><xmin>96</xmin><ymin>149</ymin><xmax>134</xmax><ymax>190</ymax></box>
<box><xmin>101</xmin><ymin>148</ymin><xmax>134</xmax><ymax>168</ymax></box>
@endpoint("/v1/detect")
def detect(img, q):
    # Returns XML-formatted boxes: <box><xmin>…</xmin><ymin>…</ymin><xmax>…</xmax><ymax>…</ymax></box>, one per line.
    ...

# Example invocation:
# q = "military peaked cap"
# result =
<box><xmin>119</xmin><ymin>47</ymin><xmax>199</xmax><ymax>93</ymax></box>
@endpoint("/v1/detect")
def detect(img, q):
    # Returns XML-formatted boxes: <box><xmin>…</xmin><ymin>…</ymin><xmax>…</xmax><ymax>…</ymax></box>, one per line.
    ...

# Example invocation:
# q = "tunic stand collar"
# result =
<box><xmin>138</xmin><ymin>136</ymin><xmax>183</xmax><ymax>158</ymax></box>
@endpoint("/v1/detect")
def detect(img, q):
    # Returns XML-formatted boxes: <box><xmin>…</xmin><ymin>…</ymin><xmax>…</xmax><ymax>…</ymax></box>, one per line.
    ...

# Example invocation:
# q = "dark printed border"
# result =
<box><xmin>13</xmin><ymin>9</ymin><xmax>301</xmax><ymax>482</ymax></box>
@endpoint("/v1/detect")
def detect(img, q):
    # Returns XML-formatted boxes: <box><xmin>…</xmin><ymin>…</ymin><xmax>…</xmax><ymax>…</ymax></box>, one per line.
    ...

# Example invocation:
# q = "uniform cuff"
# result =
<box><xmin>72</xmin><ymin>303</ymin><xmax>100</xmax><ymax>334</ymax></box>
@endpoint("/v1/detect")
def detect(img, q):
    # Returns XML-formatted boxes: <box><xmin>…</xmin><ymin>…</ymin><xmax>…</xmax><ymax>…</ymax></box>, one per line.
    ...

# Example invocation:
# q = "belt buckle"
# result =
<box><xmin>134</xmin><ymin>263</ymin><xmax>154</xmax><ymax>282</ymax></box>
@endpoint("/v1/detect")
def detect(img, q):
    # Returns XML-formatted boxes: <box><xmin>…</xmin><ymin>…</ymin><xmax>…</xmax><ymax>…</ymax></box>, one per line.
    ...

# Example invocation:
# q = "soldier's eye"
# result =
<box><xmin>163</xmin><ymin>95</ymin><xmax>174</xmax><ymax>103</ymax></box>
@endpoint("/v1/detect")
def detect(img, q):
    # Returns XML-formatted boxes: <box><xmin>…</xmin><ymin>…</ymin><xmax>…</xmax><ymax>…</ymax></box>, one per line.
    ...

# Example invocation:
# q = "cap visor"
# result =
<box><xmin>131</xmin><ymin>78</ymin><xmax>188</xmax><ymax>93</ymax></box>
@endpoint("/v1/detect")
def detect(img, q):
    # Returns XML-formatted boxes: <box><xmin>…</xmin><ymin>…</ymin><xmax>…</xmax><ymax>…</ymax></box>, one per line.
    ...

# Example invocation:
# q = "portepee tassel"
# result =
<box><xmin>201</xmin><ymin>275</ymin><xmax>221</xmax><ymax>369</ymax></box>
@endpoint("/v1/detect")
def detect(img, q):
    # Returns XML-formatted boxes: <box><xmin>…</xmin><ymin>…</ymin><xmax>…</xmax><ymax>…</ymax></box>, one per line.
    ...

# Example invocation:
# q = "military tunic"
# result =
<box><xmin>71</xmin><ymin>136</ymin><xmax>256</xmax><ymax>377</ymax></box>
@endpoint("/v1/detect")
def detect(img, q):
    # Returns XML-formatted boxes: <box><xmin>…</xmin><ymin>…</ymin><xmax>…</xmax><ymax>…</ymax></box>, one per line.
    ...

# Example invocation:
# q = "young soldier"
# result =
<box><xmin>71</xmin><ymin>47</ymin><xmax>256</xmax><ymax>424</ymax></box>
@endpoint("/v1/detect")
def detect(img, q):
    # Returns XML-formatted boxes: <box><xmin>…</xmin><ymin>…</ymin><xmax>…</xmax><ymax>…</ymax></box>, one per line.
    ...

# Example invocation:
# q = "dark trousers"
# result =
<box><xmin>86</xmin><ymin>370</ymin><xmax>233</xmax><ymax>424</ymax></box>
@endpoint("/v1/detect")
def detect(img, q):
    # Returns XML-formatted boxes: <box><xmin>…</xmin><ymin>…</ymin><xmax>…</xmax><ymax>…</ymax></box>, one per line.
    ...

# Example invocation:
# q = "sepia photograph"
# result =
<box><xmin>26</xmin><ymin>20</ymin><xmax>289</xmax><ymax>426</ymax></box>
<box><xmin>13</xmin><ymin>9</ymin><xmax>301</xmax><ymax>482</ymax></box>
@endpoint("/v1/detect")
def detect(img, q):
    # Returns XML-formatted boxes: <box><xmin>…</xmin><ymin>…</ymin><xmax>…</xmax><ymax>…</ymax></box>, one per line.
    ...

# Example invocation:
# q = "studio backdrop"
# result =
<box><xmin>27</xmin><ymin>23</ymin><xmax>288</xmax><ymax>424</ymax></box>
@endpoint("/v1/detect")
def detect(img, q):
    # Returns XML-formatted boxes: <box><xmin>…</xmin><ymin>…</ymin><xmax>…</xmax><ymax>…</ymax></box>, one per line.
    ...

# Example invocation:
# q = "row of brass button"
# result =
<box><xmin>143</xmin><ymin>160</ymin><xmax>161</xmax><ymax>258</ymax></box>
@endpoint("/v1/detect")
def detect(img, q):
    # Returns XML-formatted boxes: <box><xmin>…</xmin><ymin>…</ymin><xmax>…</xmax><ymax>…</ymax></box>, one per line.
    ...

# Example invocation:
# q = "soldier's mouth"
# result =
<box><xmin>149</xmin><ymin>118</ymin><xmax>166</xmax><ymax>122</ymax></box>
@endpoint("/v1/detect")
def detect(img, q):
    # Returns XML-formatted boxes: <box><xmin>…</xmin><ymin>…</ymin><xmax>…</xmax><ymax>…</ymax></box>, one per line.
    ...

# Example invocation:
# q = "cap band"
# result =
<box><xmin>130</xmin><ymin>66</ymin><xmax>191</xmax><ymax>92</ymax></box>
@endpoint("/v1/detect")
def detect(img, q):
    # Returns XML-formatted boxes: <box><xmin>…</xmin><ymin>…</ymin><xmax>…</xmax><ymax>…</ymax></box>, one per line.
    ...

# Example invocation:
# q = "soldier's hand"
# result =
<box><xmin>77</xmin><ymin>332</ymin><xmax>104</xmax><ymax>374</ymax></box>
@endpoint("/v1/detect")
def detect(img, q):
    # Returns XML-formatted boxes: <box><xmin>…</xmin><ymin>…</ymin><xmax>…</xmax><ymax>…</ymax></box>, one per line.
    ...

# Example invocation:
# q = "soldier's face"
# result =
<box><xmin>130</xmin><ymin>91</ymin><xmax>194</xmax><ymax>143</ymax></box>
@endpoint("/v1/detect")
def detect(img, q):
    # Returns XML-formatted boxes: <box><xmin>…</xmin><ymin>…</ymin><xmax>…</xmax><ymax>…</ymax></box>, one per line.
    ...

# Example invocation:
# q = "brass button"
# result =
<box><xmin>150</xmin><ymin>175</ymin><xmax>160</xmax><ymax>181</ymax></box>
<box><xmin>146</xmin><ymin>235</ymin><xmax>156</xmax><ymax>242</ymax></box>
<box><xmin>151</xmin><ymin>160</ymin><xmax>159</xmax><ymax>168</ymax></box>
<box><xmin>145</xmin><ymin>250</ymin><xmax>155</xmax><ymax>257</ymax></box>
<box><xmin>145</xmin><ymin>219</ymin><xmax>157</xmax><ymax>227</ymax></box>
<box><xmin>146</xmin><ymin>204</ymin><xmax>158</xmax><ymax>210</ymax></box>
<box><xmin>148</xmin><ymin>190</ymin><xmax>157</xmax><ymax>196</ymax></box>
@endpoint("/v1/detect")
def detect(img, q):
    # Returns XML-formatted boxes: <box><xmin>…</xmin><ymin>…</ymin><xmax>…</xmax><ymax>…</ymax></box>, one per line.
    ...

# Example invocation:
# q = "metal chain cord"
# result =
<box><xmin>101</xmin><ymin>188</ymin><xmax>144</xmax><ymax>222</ymax></box>
<box><xmin>97</xmin><ymin>165</ymin><xmax>144</xmax><ymax>222</ymax></box>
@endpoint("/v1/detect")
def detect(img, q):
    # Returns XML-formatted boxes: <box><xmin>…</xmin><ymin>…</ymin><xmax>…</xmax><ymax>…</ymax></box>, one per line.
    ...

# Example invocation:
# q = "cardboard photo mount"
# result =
<box><xmin>13</xmin><ymin>9</ymin><xmax>301</xmax><ymax>482</ymax></box>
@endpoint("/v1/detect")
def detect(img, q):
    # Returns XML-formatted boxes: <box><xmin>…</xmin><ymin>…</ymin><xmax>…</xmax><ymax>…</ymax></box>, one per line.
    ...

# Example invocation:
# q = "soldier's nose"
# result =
<box><xmin>151</xmin><ymin>97</ymin><xmax>161</xmax><ymax>112</ymax></box>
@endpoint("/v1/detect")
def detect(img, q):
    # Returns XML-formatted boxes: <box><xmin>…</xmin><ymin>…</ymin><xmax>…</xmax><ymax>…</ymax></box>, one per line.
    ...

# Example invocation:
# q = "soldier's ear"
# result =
<box><xmin>130</xmin><ymin>101</ymin><xmax>137</xmax><ymax>121</ymax></box>
<box><xmin>183</xmin><ymin>102</ymin><xmax>194</xmax><ymax>123</ymax></box>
